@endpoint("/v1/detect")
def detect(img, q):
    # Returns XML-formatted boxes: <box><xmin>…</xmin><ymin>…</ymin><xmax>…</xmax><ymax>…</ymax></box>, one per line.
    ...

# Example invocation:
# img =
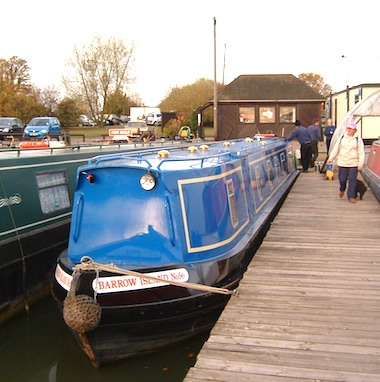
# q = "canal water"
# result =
<box><xmin>0</xmin><ymin>295</ymin><xmax>209</xmax><ymax>382</ymax></box>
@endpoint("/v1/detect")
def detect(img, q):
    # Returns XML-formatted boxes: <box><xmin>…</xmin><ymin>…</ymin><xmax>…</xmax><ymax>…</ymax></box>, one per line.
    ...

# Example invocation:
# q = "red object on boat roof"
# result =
<box><xmin>19</xmin><ymin>140</ymin><xmax>49</xmax><ymax>149</ymax></box>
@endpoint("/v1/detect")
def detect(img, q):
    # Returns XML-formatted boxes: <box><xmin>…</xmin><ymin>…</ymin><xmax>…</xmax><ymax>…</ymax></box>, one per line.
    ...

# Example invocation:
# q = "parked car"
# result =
<box><xmin>105</xmin><ymin>114</ymin><xmax>122</xmax><ymax>125</ymax></box>
<box><xmin>0</xmin><ymin>117</ymin><xmax>25</xmax><ymax>140</ymax></box>
<box><xmin>146</xmin><ymin>112</ymin><xmax>162</xmax><ymax>126</ymax></box>
<box><xmin>23</xmin><ymin>117</ymin><xmax>61</xmax><ymax>138</ymax></box>
<box><xmin>78</xmin><ymin>115</ymin><xmax>96</xmax><ymax>127</ymax></box>
<box><xmin>119</xmin><ymin>115</ymin><xmax>130</xmax><ymax>123</ymax></box>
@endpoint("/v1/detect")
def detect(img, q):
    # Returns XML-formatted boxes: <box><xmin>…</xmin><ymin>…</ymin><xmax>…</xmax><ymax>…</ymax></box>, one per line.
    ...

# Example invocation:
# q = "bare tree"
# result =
<box><xmin>39</xmin><ymin>86</ymin><xmax>61</xmax><ymax>116</ymax></box>
<box><xmin>63</xmin><ymin>36</ymin><xmax>135</xmax><ymax>126</ymax></box>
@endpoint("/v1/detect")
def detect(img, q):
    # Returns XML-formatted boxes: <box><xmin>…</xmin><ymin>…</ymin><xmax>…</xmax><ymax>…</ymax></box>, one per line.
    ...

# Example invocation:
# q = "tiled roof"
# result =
<box><xmin>219</xmin><ymin>74</ymin><xmax>324</xmax><ymax>101</ymax></box>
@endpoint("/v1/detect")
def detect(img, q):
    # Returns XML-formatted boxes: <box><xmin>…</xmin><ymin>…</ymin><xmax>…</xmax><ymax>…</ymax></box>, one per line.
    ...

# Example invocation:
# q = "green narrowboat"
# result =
<box><xmin>0</xmin><ymin>142</ymin><xmax>178</xmax><ymax>321</ymax></box>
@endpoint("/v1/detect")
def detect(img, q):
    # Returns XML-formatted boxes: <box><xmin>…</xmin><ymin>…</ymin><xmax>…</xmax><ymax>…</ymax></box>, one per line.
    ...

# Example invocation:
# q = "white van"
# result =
<box><xmin>146</xmin><ymin>112</ymin><xmax>162</xmax><ymax>126</ymax></box>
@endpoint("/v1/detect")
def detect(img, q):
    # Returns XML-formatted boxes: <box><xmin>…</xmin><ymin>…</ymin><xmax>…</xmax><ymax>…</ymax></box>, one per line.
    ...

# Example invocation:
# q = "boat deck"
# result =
<box><xmin>185</xmin><ymin>170</ymin><xmax>380</xmax><ymax>382</ymax></box>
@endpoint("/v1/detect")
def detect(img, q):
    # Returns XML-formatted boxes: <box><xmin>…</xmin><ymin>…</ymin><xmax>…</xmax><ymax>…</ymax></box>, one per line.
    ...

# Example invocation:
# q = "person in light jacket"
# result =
<box><xmin>327</xmin><ymin>122</ymin><xmax>365</xmax><ymax>203</ymax></box>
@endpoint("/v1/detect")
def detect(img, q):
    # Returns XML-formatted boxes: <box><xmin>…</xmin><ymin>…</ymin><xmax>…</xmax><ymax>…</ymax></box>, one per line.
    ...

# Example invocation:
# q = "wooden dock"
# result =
<box><xmin>185</xmin><ymin>170</ymin><xmax>380</xmax><ymax>382</ymax></box>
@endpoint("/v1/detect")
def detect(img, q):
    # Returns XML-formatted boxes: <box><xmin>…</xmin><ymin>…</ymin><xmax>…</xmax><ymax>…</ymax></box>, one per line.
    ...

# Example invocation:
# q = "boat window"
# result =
<box><xmin>254</xmin><ymin>166</ymin><xmax>263</xmax><ymax>200</ymax></box>
<box><xmin>274</xmin><ymin>156</ymin><xmax>281</xmax><ymax>178</ymax></box>
<box><xmin>36</xmin><ymin>170</ymin><xmax>70</xmax><ymax>214</ymax></box>
<box><xmin>226</xmin><ymin>179</ymin><xmax>238</xmax><ymax>228</ymax></box>
<box><xmin>266</xmin><ymin>160</ymin><xmax>274</xmax><ymax>188</ymax></box>
<box><xmin>239</xmin><ymin>107</ymin><xmax>255</xmax><ymax>123</ymax></box>
<box><xmin>280</xmin><ymin>152</ymin><xmax>287</xmax><ymax>174</ymax></box>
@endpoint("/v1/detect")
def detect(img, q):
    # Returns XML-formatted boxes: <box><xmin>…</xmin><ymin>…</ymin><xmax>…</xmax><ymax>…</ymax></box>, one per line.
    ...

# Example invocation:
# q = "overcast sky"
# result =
<box><xmin>2</xmin><ymin>0</ymin><xmax>379</xmax><ymax>107</ymax></box>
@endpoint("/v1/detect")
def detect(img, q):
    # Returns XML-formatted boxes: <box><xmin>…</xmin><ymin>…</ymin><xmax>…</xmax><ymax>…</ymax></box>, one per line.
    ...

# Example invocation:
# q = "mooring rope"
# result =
<box><xmin>73</xmin><ymin>257</ymin><xmax>238</xmax><ymax>296</ymax></box>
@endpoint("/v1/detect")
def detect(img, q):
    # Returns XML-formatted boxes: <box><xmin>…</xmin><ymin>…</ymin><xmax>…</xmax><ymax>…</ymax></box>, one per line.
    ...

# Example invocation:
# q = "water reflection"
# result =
<box><xmin>0</xmin><ymin>296</ymin><xmax>208</xmax><ymax>382</ymax></box>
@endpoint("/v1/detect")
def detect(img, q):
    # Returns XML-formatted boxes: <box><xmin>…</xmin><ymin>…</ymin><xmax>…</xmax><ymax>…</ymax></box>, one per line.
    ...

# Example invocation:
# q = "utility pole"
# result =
<box><xmin>342</xmin><ymin>55</ymin><xmax>350</xmax><ymax>111</ymax></box>
<box><xmin>223</xmin><ymin>43</ymin><xmax>226</xmax><ymax>86</ymax></box>
<box><xmin>213</xmin><ymin>17</ymin><xmax>218</xmax><ymax>140</ymax></box>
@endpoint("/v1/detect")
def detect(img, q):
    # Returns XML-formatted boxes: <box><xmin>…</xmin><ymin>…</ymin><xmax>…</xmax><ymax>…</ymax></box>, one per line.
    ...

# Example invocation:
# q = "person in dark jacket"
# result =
<box><xmin>324</xmin><ymin>118</ymin><xmax>336</xmax><ymax>153</ymax></box>
<box><xmin>286</xmin><ymin>120</ymin><xmax>312</xmax><ymax>172</ymax></box>
<box><xmin>308</xmin><ymin>118</ymin><xmax>322</xmax><ymax>168</ymax></box>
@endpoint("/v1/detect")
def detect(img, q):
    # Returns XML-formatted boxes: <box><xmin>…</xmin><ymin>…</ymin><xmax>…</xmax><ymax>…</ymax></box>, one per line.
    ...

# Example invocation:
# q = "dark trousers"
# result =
<box><xmin>310</xmin><ymin>141</ymin><xmax>319</xmax><ymax>167</ymax></box>
<box><xmin>326</xmin><ymin>139</ymin><xmax>332</xmax><ymax>153</ymax></box>
<box><xmin>300</xmin><ymin>142</ymin><xmax>312</xmax><ymax>171</ymax></box>
<box><xmin>338</xmin><ymin>166</ymin><xmax>358</xmax><ymax>198</ymax></box>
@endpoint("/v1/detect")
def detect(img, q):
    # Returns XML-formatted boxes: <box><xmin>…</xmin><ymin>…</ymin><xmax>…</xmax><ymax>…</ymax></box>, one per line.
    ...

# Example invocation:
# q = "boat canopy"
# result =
<box><xmin>330</xmin><ymin>90</ymin><xmax>380</xmax><ymax>151</ymax></box>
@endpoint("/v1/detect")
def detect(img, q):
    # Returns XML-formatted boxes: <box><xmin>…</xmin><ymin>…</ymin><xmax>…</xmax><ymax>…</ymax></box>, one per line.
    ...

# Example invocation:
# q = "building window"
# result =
<box><xmin>36</xmin><ymin>170</ymin><xmax>71</xmax><ymax>214</ymax></box>
<box><xmin>355</xmin><ymin>94</ymin><xmax>360</xmax><ymax>104</ymax></box>
<box><xmin>259</xmin><ymin>107</ymin><xmax>275</xmax><ymax>123</ymax></box>
<box><xmin>239</xmin><ymin>107</ymin><xmax>255</xmax><ymax>123</ymax></box>
<box><xmin>279</xmin><ymin>106</ymin><xmax>296</xmax><ymax>123</ymax></box>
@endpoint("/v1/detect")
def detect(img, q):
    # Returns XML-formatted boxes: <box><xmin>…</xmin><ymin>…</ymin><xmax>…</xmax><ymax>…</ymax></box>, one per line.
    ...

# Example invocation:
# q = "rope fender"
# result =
<box><xmin>63</xmin><ymin>270</ymin><xmax>102</xmax><ymax>333</ymax></box>
<box><xmin>73</xmin><ymin>256</ymin><xmax>239</xmax><ymax>297</ymax></box>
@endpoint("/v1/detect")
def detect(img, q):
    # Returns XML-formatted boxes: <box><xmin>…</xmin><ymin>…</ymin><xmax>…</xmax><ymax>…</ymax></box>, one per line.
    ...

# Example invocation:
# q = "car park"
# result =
<box><xmin>146</xmin><ymin>112</ymin><xmax>162</xmax><ymax>125</ymax></box>
<box><xmin>23</xmin><ymin>117</ymin><xmax>62</xmax><ymax>138</ymax></box>
<box><xmin>0</xmin><ymin>117</ymin><xmax>25</xmax><ymax>140</ymax></box>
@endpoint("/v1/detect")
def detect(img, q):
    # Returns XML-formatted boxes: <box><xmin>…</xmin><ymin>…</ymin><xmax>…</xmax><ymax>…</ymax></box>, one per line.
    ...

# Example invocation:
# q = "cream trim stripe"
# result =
<box><xmin>247</xmin><ymin>147</ymin><xmax>285</xmax><ymax>167</ymax></box>
<box><xmin>0</xmin><ymin>158</ymin><xmax>88</xmax><ymax>172</ymax></box>
<box><xmin>0</xmin><ymin>212</ymin><xmax>72</xmax><ymax>237</ymax></box>
<box><xmin>178</xmin><ymin>166</ymin><xmax>250</xmax><ymax>253</ymax></box>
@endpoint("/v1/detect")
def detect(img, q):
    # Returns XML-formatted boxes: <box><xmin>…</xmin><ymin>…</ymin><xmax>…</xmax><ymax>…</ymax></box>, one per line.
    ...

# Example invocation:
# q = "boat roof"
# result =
<box><xmin>84</xmin><ymin>138</ymin><xmax>283</xmax><ymax>172</ymax></box>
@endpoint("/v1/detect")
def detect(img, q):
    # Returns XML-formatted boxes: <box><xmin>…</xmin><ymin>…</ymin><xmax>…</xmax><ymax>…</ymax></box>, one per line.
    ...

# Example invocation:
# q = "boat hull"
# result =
<box><xmin>56</xmin><ymin>279</ymin><xmax>232</xmax><ymax>364</ymax></box>
<box><xmin>0</xmin><ymin>220</ymin><xmax>69</xmax><ymax>319</ymax></box>
<box><xmin>53</xmin><ymin>233</ymin><xmax>261</xmax><ymax>364</ymax></box>
<box><xmin>362</xmin><ymin>140</ymin><xmax>380</xmax><ymax>202</ymax></box>
<box><xmin>52</xmin><ymin>147</ymin><xmax>298</xmax><ymax>365</ymax></box>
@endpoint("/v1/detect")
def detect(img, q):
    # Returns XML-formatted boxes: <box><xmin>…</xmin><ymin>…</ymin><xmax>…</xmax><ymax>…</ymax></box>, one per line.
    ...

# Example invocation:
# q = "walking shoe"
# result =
<box><xmin>349</xmin><ymin>198</ymin><xmax>356</xmax><ymax>203</ymax></box>
<box><xmin>339</xmin><ymin>191</ymin><xmax>344</xmax><ymax>198</ymax></box>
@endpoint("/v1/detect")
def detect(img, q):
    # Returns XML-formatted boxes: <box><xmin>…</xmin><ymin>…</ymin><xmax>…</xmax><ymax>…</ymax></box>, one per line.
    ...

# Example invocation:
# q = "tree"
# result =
<box><xmin>56</xmin><ymin>97</ymin><xmax>82</xmax><ymax>127</ymax></box>
<box><xmin>63</xmin><ymin>36</ymin><xmax>135</xmax><ymax>126</ymax></box>
<box><xmin>298</xmin><ymin>73</ymin><xmax>332</xmax><ymax>97</ymax></box>
<box><xmin>0</xmin><ymin>56</ymin><xmax>45</xmax><ymax>121</ymax></box>
<box><xmin>160</xmin><ymin>78</ymin><xmax>216</xmax><ymax>114</ymax></box>
<box><xmin>105</xmin><ymin>90</ymin><xmax>142</xmax><ymax>116</ymax></box>
<box><xmin>159</xmin><ymin>78</ymin><xmax>222</xmax><ymax>132</ymax></box>
<box><xmin>0</xmin><ymin>56</ymin><xmax>31</xmax><ymax>93</ymax></box>
<box><xmin>39</xmin><ymin>86</ymin><xmax>61</xmax><ymax>116</ymax></box>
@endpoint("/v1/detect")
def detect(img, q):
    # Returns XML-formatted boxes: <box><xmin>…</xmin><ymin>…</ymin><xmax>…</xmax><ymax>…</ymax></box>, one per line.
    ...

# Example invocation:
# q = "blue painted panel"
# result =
<box><xmin>179</xmin><ymin>164</ymin><xmax>248</xmax><ymax>250</ymax></box>
<box><xmin>68</xmin><ymin>168</ymin><xmax>180</xmax><ymax>267</ymax></box>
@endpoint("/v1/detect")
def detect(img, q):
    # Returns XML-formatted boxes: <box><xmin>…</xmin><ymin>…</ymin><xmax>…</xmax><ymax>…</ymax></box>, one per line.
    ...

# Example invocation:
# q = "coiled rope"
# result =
<box><xmin>74</xmin><ymin>257</ymin><xmax>238</xmax><ymax>296</ymax></box>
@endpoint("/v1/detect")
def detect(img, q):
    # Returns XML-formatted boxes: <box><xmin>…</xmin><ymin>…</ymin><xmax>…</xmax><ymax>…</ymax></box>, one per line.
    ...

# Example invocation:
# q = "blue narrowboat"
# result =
<box><xmin>52</xmin><ymin>136</ymin><xmax>298</xmax><ymax>365</ymax></box>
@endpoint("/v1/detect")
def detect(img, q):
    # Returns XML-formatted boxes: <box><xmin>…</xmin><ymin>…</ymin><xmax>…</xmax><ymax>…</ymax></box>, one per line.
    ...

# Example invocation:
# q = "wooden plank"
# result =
<box><xmin>184</xmin><ymin>171</ymin><xmax>380</xmax><ymax>382</ymax></box>
<box><xmin>186</xmin><ymin>368</ymin><xmax>320</xmax><ymax>381</ymax></box>
<box><xmin>198</xmin><ymin>347</ymin><xmax>380</xmax><ymax>373</ymax></box>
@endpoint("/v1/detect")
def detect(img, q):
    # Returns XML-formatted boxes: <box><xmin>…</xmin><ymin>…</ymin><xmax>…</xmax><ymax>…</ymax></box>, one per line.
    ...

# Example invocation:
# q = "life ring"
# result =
<box><xmin>19</xmin><ymin>140</ymin><xmax>50</xmax><ymax>149</ymax></box>
<box><xmin>254</xmin><ymin>133</ymin><xmax>276</xmax><ymax>138</ymax></box>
